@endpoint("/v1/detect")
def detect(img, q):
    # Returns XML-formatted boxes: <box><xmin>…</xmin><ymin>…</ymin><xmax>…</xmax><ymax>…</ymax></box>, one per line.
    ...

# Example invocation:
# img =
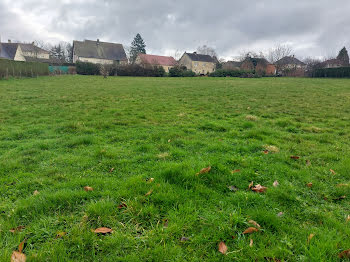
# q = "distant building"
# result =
<box><xmin>0</xmin><ymin>40</ymin><xmax>50</xmax><ymax>62</ymax></box>
<box><xmin>319</xmin><ymin>58</ymin><xmax>349</xmax><ymax>69</ymax></box>
<box><xmin>222</xmin><ymin>61</ymin><xmax>242</xmax><ymax>70</ymax></box>
<box><xmin>73</xmin><ymin>39</ymin><xmax>128</xmax><ymax>65</ymax></box>
<box><xmin>179</xmin><ymin>52</ymin><xmax>216</xmax><ymax>75</ymax></box>
<box><xmin>275</xmin><ymin>56</ymin><xmax>306</xmax><ymax>76</ymax></box>
<box><xmin>241</xmin><ymin>57</ymin><xmax>276</xmax><ymax>75</ymax></box>
<box><xmin>135</xmin><ymin>54</ymin><xmax>177</xmax><ymax>72</ymax></box>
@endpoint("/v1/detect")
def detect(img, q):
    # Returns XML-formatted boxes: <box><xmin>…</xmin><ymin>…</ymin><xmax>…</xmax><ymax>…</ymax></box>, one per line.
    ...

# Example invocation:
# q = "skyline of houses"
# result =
<box><xmin>1</xmin><ymin>38</ymin><xmax>349</xmax><ymax>76</ymax></box>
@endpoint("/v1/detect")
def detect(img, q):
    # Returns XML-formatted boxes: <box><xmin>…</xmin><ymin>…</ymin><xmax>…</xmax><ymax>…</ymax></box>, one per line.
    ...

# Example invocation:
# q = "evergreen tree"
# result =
<box><xmin>130</xmin><ymin>33</ymin><xmax>146</xmax><ymax>63</ymax></box>
<box><xmin>337</xmin><ymin>47</ymin><xmax>349</xmax><ymax>65</ymax></box>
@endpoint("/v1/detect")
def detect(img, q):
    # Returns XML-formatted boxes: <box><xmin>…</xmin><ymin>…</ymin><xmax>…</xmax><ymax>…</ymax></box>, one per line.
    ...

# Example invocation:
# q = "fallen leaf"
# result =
<box><xmin>248</xmin><ymin>220</ymin><xmax>261</xmax><ymax>229</ymax></box>
<box><xmin>168</xmin><ymin>139</ymin><xmax>171</xmax><ymax>143</ymax></box>
<box><xmin>307</xmin><ymin>183</ymin><xmax>313</xmax><ymax>188</ymax></box>
<box><xmin>228</xmin><ymin>185</ymin><xmax>238</xmax><ymax>192</ymax></box>
<box><xmin>33</xmin><ymin>190</ymin><xmax>40</xmax><ymax>196</ymax></box>
<box><xmin>291</xmin><ymin>156</ymin><xmax>300</xmax><ymax>160</ymax></box>
<box><xmin>252</xmin><ymin>184</ymin><xmax>267</xmax><ymax>193</ymax></box>
<box><xmin>18</xmin><ymin>239</ymin><xmax>26</xmax><ymax>253</ymax></box>
<box><xmin>249</xmin><ymin>238</ymin><xmax>253</xmax><ymax>247</ymax></box>
<box><xmin>56</xmin><ymin>232</ymin><xmax>67</xmax><ymax>238</ymax></box>
<box><xmin>118</xmin><ymin>203</ymin><xmax>127</xmax><ymax>209</ymax></box>
<box><xmin>264</xmin><ymin>145</ymin><xmax>279</xmax><ymax>153</ymax></box>
<box><xmin>180</xmin><ymin>237</ymin><xmax>190</xmax><ymax>242</ymax></box>
<box><xmin>231</xmin><ymin>169</ymin><xmax>241</xmax><ymax>174</ymax></box>
<box><xmin>337</xmin><ymin>184</ymin><xmax>349</xmax><ymax>187</ymax></box>
<box><xmin>94</xmin><ymin>227</ymin><xmax>113</xmax><ymax>234</ymax></box>
<box><xmin>330</xmin><ymin>169</ymin><xmax>336</xmax><ymax>175</ymax></box>
<box><xmin>277</xmin><ymin>212</ymin><xmax>284</xmax><ymax>217</ymax></box>
<box><xmin>163</xmin><ymin>219</ymin><xmax>169</xmax><ymax>228</ymax></box>
<box><xmin>145</xmin><ymin>189</ymin><xmax>153</xmax><ymax>196</ymax></box>
<box><xmin>338</xmin><ymin>249</ymin><xmax>350</xmax><ymax>259</ymax></box>
<box><xmin>307</xmin><ymin>234</ymin><xmax>315</xmax><ymax>244</ymax></box>
<box><xmin>9</xmin><ymin>226</ymin><xmax>25</xmax><ymax>233</ymax></box>
<box><xmin>263</xmin><ymin>150</ymin><xmax>269</xmax><ymax>155</ymax></box>
<box><xmin>246</xmin><ymin>115</ymin><xmax>258</xmax><ymax>121</ymax></box>
<box><xmin>196</xmin><ymin>166</ymin><xmax>211</xmax><ymax>175</ymax></box>
<box><xmin>109</xmin><ymin>168</ymin><xmax>115</xmax><ymax>173</ymax></box>
<box><xmin>147</xmin><ymin>178</ymin><xmax>154</xmax><ymax>183</ymax></box>
<box><xmin>11</xmin><ymin>251</ymin><xmax>26</xmax><ymax>262</ymax></box>
<box><xmin>84</xmin><ymin>186</ymin><xmax>94</xmax><ymax>192</ymax></box>
<box><xmin>273</xmin><ymin>180</ymin><xmax>279</xmax><ymax>187</ymax></box>
<box><xmin>346</xmin><ymin>215</ymin><xmax>350</xmax><ymax>223</ymax></box>
<box><xmin>306</xmin><ymin>160</ymin><xmax>311</xmax><ymax>166</ymax></box>
<box><xmin>243</xmin><ymin>227</ymin><xmax>259</xmax><ymax>234</ymax></box>
<box><xmin>248</xmin><ymin>181</ymin><xmax>254</xmax><ymax>189</ymax></box>
<box><xmin>218</xmin><ymin>241</ymin><xmax>228</xmax><ymax>254</ymax></box>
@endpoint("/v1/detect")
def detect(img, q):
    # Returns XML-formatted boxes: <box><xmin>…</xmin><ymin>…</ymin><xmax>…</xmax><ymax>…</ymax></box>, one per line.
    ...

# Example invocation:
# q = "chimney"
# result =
<box><xmin>8</xmin><ymin>39</ymin><xmax>11</xmax><ymax>43</ymax></box>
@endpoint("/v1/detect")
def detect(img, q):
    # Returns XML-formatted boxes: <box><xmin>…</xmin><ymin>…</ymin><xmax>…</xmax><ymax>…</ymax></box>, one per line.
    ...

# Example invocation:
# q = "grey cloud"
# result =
<box><xmin>1</xmin><ymin>0</ymin><xmax>350</xmax><ymax>59</ymax></box>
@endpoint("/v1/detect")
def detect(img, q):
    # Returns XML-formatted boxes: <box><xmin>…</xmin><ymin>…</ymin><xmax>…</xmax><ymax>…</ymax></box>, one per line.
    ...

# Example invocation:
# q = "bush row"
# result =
<box><xmin>76</xmin><ymin>62</ymin><xmax>196</xmax><ymax>77</ymax></box>
<box><xmin>209</xmin><ymin>69</ymin><xmax>260</xmax><ymax>78</ymax></box>
<box><xmin>0</xmin><ymin>59</ymin><xmax>49</xmax><ymax>79</ymax></box>
<box><xmin>312</xmin><ymin>67</ymin><xmax>350</xmax><ymax>78</ymax></box>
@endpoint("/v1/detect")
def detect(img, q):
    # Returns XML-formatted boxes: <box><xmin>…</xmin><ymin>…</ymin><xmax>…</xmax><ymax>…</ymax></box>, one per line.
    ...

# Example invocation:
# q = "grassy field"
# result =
<box><xmin>0</xmin><ymin>76</ymin><xmax>350</xmax><ymax>261</ymax></box>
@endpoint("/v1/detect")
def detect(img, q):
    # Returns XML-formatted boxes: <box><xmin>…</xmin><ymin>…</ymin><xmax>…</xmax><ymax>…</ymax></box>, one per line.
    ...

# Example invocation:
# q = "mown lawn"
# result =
<box><xmin>0</xmin><ymin>76</ymin><xmax>350</xmax><ymax>261</ymax></box>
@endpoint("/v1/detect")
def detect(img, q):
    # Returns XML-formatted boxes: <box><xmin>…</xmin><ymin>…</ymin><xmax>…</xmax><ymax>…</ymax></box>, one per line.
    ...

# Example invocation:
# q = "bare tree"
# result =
<box><xmin>303</xmin><ymin>57</ymin><xmax>322</xmax><ymax>76</ymax></box>
<box><xmin>173</xmin><ymin>49</ymin><xmax>182</xmax><ymax>61</ymax></box>
<box><xmin>196</xmin><ymin>45</ymin><xmax>217</xmax><ymax>57</ymax></box>
<box><xmin>268</xmin><ymin>44</ymin><xmax>293</xmax><ymax>63</ymax></box>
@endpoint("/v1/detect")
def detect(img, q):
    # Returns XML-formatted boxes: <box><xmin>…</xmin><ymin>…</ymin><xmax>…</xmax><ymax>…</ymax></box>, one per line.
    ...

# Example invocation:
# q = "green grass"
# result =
<box><xmin>0</xmin><ymin>76</ymin><xmax>350</xmax><ymax>261</ymax></box>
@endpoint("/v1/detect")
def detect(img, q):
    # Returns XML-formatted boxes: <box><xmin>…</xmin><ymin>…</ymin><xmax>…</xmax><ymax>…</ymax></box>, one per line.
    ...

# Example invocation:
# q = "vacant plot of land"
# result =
<box><xmin>0</xmin><ymin>76</ymin><xmax>349</xmax><ymax>261</ymax></box>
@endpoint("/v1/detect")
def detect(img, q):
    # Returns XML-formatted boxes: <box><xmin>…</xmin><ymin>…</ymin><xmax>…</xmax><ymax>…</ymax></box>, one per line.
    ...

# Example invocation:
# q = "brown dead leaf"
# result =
<box><xmin>248</xmin><ymin>181</ymin><xmax>254</xmax><ymax>189</ymax></box>
<box><xmin>18</xmin><ymin>239</ymin><xmax>26</xmax><ymax>253</ymax></box>
<box><xmin>145</xmin><ymin>189</ymin><xmax>153</xmax><ymax>196</ymax></box>
<box><xmin>346</xmin><ymin>215</ymin><xmax>350</xmax><ymax>223</ymax></box>
<box><xmin>218</xmin><ymin>241</ymin><xmax>228</xmax><ymax>254</ymax></box>
<box><xmin>307</xmin><ymin>234</ymin><xmax>315</xmax><ymax>244</ymax></box>
<box><xmin>109</xmin><ymin>167</ymin><xmax>115</xmax><ymax>173</ymax></box>
<box><xmin>94</xmin><ymin>227</ymin><xmax>113</xmax><ymax>234</ymax></box>
<box><xmin>338</xmin><ymin>249</ymin><xmax>350</xmax><ymax>259</ymax></box>
<box><xmin>9</xmin><ymin>226</ymin><xmax>25</xmax><ymax>233</ymax></box>
<box><xmin>243</xmin><ymin>227</ymin><xmax>259</xmax><ymax>234</ymax></box>
<box><xmin>263</xmin><ymin>150</ymin><xmax>269</xmax><ymax>155</ymax></box>
<box><xmin>306</xmin><ymin>160</ymin><xmax>311</xmax><ymax>166</ymax></box>
<box><xmin>33</xmin><ymin>190</ymin><xmax>40</xmax><ymax>196</ymax></box>
<box><xmin>11</xmin><ymin>251</ymin><xmax>26</xmax><ymax>262</ymax></box>
<box><xmin>231</xmin><ymin>169</ymin><xmax>241</xmax><ymax>174</ymax></box>
<box><xmin>196</xmin><ymin>166</ymin><xmax>211</xmax><ymax>175</ymax></box>
<box><xmin>249</xmin><ymin>238</ymin><xmax>253</xmax><ymax>247</ymax></box>
<box><xmin>56</xmin><ymin>232</ymin><xmax>67</xmax><ymax>238</ymax></box>
<box><xmin>84</xmin><ymin>186</ymin><xmax>94</xmax><ymax>192</ymax></box>
<box><xmin>252</xmin><ymin>184</ymin><xmax>268</xmax><ymax>193</ymax></box>
<box><xmin>291</xmin><ymin>156</ymin><xmax>300</xmax><ymax>160</ymax></box>
<box><xmin>307</xmin><ymin>183</ymin><xmax>313</xmax><ymax>188</ymax></box>
<box><xmin>248</xmin><ymin>220</ymin><xmax>261</xmax><ymax>229</ymax></box>
<box><xmin>330</xmin><ymin>169</ymin><xmax>336</xmax><ymax>175</ymax></box>
<box><xmin>118</xmin><ymin>203</ymin><xmax>127</xmax><ymax>209</ymax></box>
<box><xmin>273</xmin><ymin>180</ymin><xmax>279</xmax><ymax>187</ymax></box>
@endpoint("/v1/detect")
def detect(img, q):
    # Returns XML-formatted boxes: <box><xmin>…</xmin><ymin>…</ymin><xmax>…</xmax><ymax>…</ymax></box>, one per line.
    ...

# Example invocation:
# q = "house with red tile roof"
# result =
<box><xmin>135</xmin><ymin>53</ymin><xmax>177</xmax><ymax>72</ymax></box>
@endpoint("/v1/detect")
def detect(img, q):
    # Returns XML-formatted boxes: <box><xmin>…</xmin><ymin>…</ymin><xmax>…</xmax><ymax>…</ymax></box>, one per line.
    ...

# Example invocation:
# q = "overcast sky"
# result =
<box><xmin>1</xmin><ymin>0</ymin><xmax>349</xmax><ymax>60</ymax></box>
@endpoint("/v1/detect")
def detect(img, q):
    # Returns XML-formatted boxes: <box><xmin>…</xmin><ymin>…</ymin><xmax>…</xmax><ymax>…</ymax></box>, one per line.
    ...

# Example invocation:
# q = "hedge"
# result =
<box><xmin>0</xmin><ymin>59</ymin><xmax>49</xmax><ymax>79</ymax></box>
<box><xmin>168</xmin><ymin>66</ymin><xmax>196</xmax><ymax>77</ymax></box>
<box><xmin>76</xmin><ymin>61</ymin><xmax>100</xmax><ymax>75</ymax></box>
<box><xmin>312</xmin><ymin>67</ymin><xmax>350</xmax><ymax>78</ymax></box>
<box><xmin>209</xmin><ymin>69</ymin><xmax>256</xmax><ymax>77</ymax></box>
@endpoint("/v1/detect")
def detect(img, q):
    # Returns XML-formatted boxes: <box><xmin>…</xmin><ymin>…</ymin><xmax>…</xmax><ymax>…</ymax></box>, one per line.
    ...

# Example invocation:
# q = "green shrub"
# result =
<box><xmin>0</xmin><ymin>59</ymin><xmax>49</xmax><ymax>79</ymax></box>
<box><xmin>209</xmin><ymin>69</ymin><xmax>254</xmax><ymax>77</ymax></box>
<box><xmin>76</xmin><ymin>61</ymin><xmax>100</xmax><ymax>75</ymax></box>
<box><xmin>169</xmin><ymin>66</ymin><xmax>195</xmax><ymax>77</ymax></box>
<box><xmin>115</xmin><ymin>64</ymin><xmax>166</xmax><ymax>77</ymax></box>
<box><xmin>312</xmin><ymin>67</ymin><xmax>350</xmax><ymax>78</ymax></box>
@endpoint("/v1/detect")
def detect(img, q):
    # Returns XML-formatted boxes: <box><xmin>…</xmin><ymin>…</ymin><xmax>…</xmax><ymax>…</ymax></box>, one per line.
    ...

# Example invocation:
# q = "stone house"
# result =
<box><xmin>0</xmin><ymin>40</ymin><xmax>50</xmax><ymax>62</ymax></box>
<box><xmin>135</xmin><ymin>54</ymin><xmax>177</xmax><ymax>72</ymax></box>
<box><xmin>73</xmin><ymin>39</ymin><xmax>128</xmax><ymax>65</ymax></box>
<box><xmin>179</xmin><ymin>52</ymin><xmax>216</xmax><ymax>75</ymax></box>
